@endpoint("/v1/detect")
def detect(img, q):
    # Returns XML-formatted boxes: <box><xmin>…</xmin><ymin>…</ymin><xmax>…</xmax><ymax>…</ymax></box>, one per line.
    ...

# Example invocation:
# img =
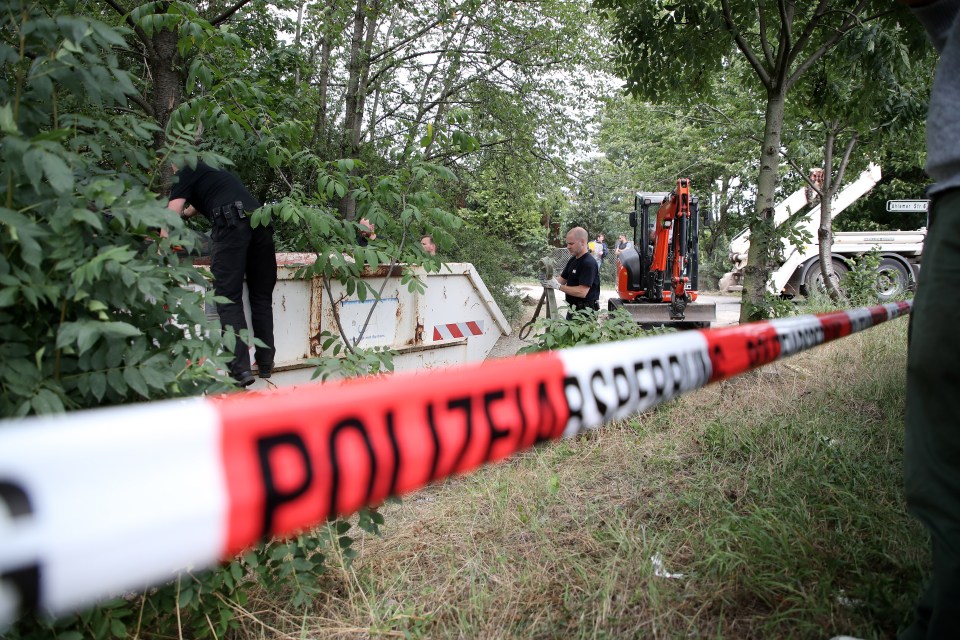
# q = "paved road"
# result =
<box><xmin>696</xmin><ymin>293</ymin><xmax>742</xmax><ymax>327</ymax></box>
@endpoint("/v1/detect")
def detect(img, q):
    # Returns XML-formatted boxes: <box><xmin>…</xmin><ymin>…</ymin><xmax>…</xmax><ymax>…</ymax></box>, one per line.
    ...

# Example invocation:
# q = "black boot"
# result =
<box><xmin>230</xmin><ymin>368</ymin><xmax>256</xmax><ymax>387</ymax></box>
<box><xmin>256</xmin><ymin>361</ymin><xmax>273</xmax><ymax>379</ymax></box>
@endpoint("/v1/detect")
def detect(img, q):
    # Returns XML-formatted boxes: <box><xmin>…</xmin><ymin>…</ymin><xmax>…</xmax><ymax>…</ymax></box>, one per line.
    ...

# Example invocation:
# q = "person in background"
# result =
<box><xmin>897</xmin><ymin>1</ymin><xmax>960</xmax><ymax>638</ymax></box>
<box><xmin>420</xmin><ymin>234</ymin><xmax>437</xmax><ymax>256</ymax></box>
<box><xmin>357</xmin><ymin>218</ymin><xmax>376</xmax><ymax>246</ymax></box>
<box><xmin>615</xmin><ymin>233</ymin><xmax>633</xmax><ymax>256</ymax></box>
<box><xmin>541</xmin><ymin>226</ymin><xmax>600</xmax><ymax>318</ymax></box>
<box><xmin>167</xmin><ymin>161</ymin><xmax>276</xmax><ymax>387</ymax></box>
<box><xmin>592</xmin><ymin>232</ymin><xmax>608</xmax><ymax>266</ymax></box>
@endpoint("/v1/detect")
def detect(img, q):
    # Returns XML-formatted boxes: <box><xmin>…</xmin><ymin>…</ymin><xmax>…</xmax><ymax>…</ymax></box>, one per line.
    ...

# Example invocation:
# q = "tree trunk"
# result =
<box><xmin>338</xmin><ymin>0</ymin><xmax>373</xmax><ymax>221</ymax></box>
<box><xmin>705</xmin><ymin>174</ymin><xmax>732</xmax><ymax>258</ymax></box>
<box><xmin>718</xmin><ymin>175</ymin><xmax>731</xmax><ymax>224</ymax></box>
<box><xmin>365</xmin><ymin>9</ymin><xmax>398</xmax><ymax>144</ymax></box>
<box><xmin>309</xmin><ymin>34</ymin><xmax>333</xmax><ymax>155</ymax></box>
<box><xmin>293</xmin><ymin>2</ymin><xmax>304</xmax><ymax>89</ymax></box>
<box><xmin>148</xmin><ymin>27</ymin><xmax>183</xmax><ymax>192</ymax></box>
<box><xmin>816</xmin><ymin>126</ymin><xmax>859</xmax><ymax>305</ymax></box>
<box><xmin>354</xmin><ymin>0</ymin><xmax>379</xmax><ymax>150</ymax></box>
<box><xmin>817</xmin><ymin>128</ymin><xmax>844</xmax><ymax>303</ymax></box>
<box><xmin>739</xmin><ymin>88</ymin><xmax>785</xmax><ymax>323</ymax></box>
<box><xmin>342</xmin><ymin>0</ymin><xmax>379</xmax><ymax>155</ymax></box>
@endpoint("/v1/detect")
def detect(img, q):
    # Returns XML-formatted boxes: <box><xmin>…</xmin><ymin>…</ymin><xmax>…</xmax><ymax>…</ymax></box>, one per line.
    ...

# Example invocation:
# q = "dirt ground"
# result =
<box><xmin>485</xmin><ymin>288</ymin><xmax>545</xmax><ymax>359</ymax></box>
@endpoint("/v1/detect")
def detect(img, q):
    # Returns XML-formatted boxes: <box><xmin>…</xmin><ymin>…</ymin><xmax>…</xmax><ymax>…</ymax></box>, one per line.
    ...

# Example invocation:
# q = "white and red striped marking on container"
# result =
<box><xmin>432</xmin><ymin>320</ymin><xmax>484</xmax><ymax>340</ymax></box>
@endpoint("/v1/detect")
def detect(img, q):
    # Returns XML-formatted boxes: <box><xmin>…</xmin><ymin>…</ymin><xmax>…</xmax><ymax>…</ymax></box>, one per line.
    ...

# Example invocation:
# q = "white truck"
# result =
<box><xmin>720</xmin><ymin>164</ymin><xmax>926</xmax><ymax>300</ymax></box>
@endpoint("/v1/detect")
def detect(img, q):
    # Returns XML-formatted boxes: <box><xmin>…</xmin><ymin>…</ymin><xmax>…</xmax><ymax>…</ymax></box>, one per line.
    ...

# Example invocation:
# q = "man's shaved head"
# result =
<box><xmin>565</xmin><ymin>227</ymin><xmax>589</xmax><ymax>257</ymax></box>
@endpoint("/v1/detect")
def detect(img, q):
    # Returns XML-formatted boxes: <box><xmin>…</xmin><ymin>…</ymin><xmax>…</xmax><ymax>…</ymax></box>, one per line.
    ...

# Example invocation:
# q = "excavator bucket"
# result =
<box><xmin>609</xmin><ymin>300</ymin><xmax>717</xmax><ymax>326</ymax></box>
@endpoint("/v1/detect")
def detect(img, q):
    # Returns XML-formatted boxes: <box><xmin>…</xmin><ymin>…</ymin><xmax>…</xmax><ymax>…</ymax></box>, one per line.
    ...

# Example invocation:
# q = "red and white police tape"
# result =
<box><xmin>0</xmin><ymin>300</ymin><xmax>912</xmax><ymax>626</ymax></box>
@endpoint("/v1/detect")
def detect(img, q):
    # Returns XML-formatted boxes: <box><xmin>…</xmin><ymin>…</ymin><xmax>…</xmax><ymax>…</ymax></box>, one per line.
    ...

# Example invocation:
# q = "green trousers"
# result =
<box><xmin>902</xmin><ymin>188</ymin><xmax>960</xmax><ymax>639</ymax></box>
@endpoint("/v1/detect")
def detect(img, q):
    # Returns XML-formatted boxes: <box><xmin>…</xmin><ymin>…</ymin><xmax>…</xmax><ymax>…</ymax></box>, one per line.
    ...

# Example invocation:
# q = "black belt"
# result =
<box><xmin>570</xmin><ymin>299</ymin><xmax>600</xmax><ymax>311</ymax></box>
<box><xmin>211</xmin><ymin>201</ymin><xmax>247</xmax><ymax>226</ymax></box>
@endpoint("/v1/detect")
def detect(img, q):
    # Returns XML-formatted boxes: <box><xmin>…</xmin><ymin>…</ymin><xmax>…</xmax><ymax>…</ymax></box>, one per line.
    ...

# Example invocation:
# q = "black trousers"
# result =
<box><xmin>902</xmin><ymin>188</ymin><xmax>960</xmax><ymax>639</ymax></box>
<box><xmin>210</xmin><ymin>217</ymin><xmax>277</xmax><ymax>376</ymax></box>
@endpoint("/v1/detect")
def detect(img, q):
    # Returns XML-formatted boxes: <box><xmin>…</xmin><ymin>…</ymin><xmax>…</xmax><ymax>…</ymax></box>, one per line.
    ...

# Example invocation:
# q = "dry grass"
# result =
<box><xmin>241</xmin><ymin>317</ymin><xmax>927</xmax><ymax>639</ymax></box>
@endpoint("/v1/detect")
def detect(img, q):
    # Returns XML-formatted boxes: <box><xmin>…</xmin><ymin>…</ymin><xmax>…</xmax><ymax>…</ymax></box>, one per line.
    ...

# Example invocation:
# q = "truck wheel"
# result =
<box><xmin>803</xmin><ymin>260</ymin><xmax>849</xmax><ymax>297</ymax></box>
<box><xmin>874</xmin><ymin>258</ymin><xmax>910</xmax><ymax>302</ymax></box>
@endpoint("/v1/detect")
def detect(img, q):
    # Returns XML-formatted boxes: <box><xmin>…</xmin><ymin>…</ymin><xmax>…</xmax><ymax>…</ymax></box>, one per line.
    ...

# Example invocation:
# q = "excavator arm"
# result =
<box><xmin>646</xmin><ymin>179</ymin><xmax>692</xmax><ymax>318</ymax></box>
<box><xmin>669</xmin><ymin>179</ymin><xmax>692</xmax><ymax>318</ymax></box>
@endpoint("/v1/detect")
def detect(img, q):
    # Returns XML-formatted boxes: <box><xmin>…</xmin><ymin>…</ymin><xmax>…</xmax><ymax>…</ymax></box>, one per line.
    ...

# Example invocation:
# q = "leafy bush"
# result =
<box><xmin>698</xmin><ymin>229</ymin><xmax>734</xmax><ymax>290</ymax></box>
<box><xmin>0</xmin><ymin>5</ymin><xmax>414</xmax><ymax>638</ymax></box>
<box><xmin>843</xmin><ymin>250</ymin><xmax>883</xmax><ymax>307</ymax></box>
<box><xmin>518</xmin><ymin>308</ymin><xmax>657</xmax><ymax>353</ymax></box>
<box><xmin>741</xmin><ymin>291</ymin><xmax>798</xmax><ymax>321</ymax></box>
<box><xmin>308</xmin><ymin>330</ymin><xmax>396</xmax><ymax>380</ymax></box>
<box><xmin>448</xmin><ymin>226</ymin><xmax>524</xmax><ymax>323</ymax></box>
<box><xmin>513</xmin><ymin>227</ymin><xmax>554</xmax><ymax>279</ymax></box>
<box><xmin>0</xmin><ymin>6</ymin><xmax>233</xmax><ymax>416</ymax></box>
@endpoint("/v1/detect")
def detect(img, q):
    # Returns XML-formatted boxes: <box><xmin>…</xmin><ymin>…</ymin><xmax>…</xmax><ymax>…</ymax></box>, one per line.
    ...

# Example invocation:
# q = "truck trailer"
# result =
<box><xmin>719</xmin><ymin>164</ymin><xmax>925</xmax><ymax>300</ymax></box>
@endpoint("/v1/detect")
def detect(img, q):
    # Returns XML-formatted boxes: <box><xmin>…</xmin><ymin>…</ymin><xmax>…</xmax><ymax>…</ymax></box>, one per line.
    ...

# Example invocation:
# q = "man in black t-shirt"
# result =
<box><xmin>168</xmin><ymin>162</ymin><xmax>276</xmax><ymax>387</ymax></box>
<box><xmin>541</xmin><ymin>226</ymin><xmax>600</xmax><ymax>319</ymax></box>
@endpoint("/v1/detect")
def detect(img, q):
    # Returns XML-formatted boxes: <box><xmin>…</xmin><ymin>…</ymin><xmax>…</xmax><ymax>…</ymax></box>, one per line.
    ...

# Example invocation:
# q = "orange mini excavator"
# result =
<box><xmin>610</xmin><ymin>179</ymin><xmax>716</xmax><ymax>327</ymax></box>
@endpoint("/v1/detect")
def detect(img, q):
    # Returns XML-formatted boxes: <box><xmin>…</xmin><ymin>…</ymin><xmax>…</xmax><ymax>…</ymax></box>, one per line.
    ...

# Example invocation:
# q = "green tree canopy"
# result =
<box><xmin>596</xmin><ymin>0</ymin><xmax>928</xmax><ymax>319</ymax></box>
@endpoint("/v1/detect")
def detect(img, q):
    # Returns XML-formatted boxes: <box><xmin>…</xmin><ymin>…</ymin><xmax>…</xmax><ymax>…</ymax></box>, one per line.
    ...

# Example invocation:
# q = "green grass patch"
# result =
<box><xmin>243</xmin><ymin>318</ymin><xmax>926</xmax><ymax>639</ymax></box>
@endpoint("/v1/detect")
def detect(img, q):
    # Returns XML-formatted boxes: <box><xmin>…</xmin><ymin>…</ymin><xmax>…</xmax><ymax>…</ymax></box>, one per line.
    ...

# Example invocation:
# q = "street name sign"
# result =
<box><xmin>886</xmin><ymin>200</ymin><xmax>929</xmax><ymax>213</ymax></box>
